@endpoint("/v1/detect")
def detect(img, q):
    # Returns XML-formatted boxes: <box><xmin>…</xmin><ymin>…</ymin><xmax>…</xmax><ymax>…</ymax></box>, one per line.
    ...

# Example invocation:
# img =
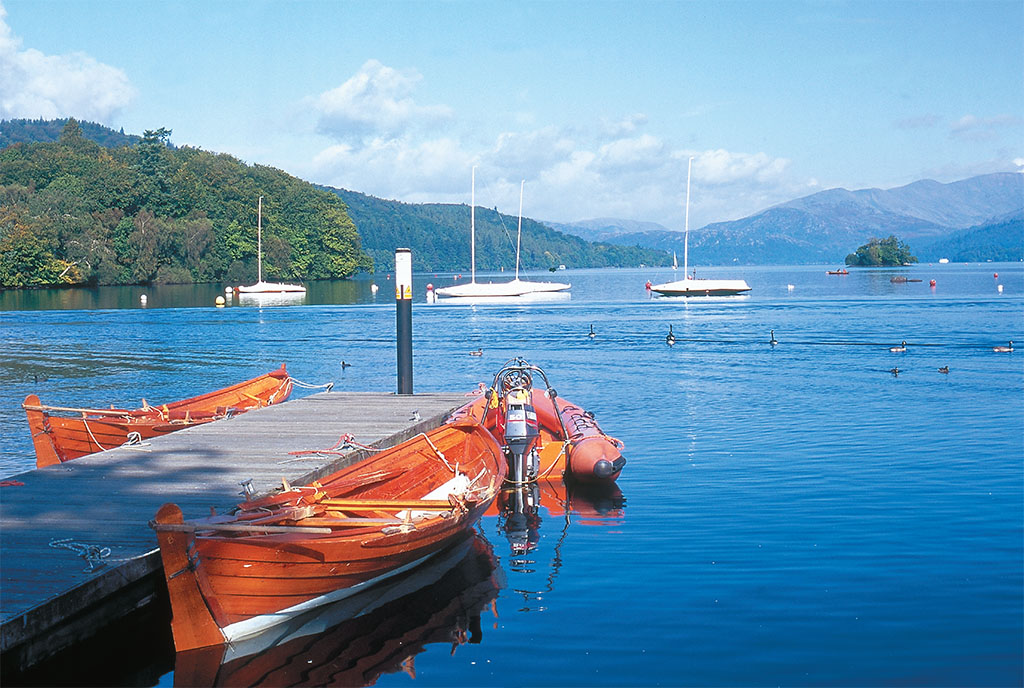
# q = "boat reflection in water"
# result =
<box><xmin>492</xmin><ymin>478</ymin><xmax>625</xmax><ymax>611</ymax></box>
<box><xmin>172</xmin><ymin>532</ymin><xmax>502</xmax><ymax>687</ymax></box>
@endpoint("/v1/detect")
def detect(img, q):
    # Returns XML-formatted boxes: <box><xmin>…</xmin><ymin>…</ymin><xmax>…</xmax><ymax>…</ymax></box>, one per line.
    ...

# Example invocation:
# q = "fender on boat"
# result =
<box><xmin>533</xmin><ymin>392</ymin><xmax>625</xmax><ymax>484</ymax></box>
<box><xmin>449</xmin><ymin>388</ymin><xmax>625</xmax><ymax>484</ymax></box>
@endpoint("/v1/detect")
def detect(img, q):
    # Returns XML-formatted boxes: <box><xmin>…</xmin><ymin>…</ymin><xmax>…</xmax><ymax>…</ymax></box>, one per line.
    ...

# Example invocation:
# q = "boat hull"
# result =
<box><xmin>650</xmin><ymin>277</ymin><xmax>751</xmax><ymax>297</ymax></box>
<box><xmin>236</xmin><ymin>281</ymin><xmax>306</xmax><ymax>293</ymax></box>
<box><xmin>153</xmin><ymin>420</ymin><xmax>506</xmax><ymax>652</ymax></box>
<box><xmin>24</xmin><ymin>365</ymin><xmax>293</xmax><ymax>467</ymax></box>
<box><xmin>436</xmin><ymin>278</ymin><xmax>570</xmax><ymax>298</ymax></box>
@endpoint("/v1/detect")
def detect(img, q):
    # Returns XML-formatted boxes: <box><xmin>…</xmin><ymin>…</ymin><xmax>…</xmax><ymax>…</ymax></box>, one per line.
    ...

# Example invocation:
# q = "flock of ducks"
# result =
<box><xmin>465</xmin><ymin>330</ymin><xmax>1014</xmax><ymax>371</ymax></box>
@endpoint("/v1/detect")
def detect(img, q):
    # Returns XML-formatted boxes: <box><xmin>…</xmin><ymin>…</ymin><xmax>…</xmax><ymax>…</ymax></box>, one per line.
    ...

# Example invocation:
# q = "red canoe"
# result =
<box><xmin>24</xmin><ymin>364</ymin><xmax>294</xmax><ymax>468</ymax></box>
<box><xmin>151</xmin><ymin>416</ymin><xmax>506</xmax><ymax>652</ymax></box>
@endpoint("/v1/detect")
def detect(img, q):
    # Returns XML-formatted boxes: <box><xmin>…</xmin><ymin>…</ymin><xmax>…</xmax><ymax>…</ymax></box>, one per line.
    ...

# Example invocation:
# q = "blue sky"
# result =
<box><xmin>2</xmin><ymin>0</ymin><xmax>1021</xmax><ymax>229</ymax></box>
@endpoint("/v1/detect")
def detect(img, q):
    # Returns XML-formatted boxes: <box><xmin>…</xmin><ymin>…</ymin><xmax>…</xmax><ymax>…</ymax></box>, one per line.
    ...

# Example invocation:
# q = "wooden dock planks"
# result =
<box><xmin>0</xmin><ymin>390</ymin><xmax>469</xmax><ymax>670</ymax></box>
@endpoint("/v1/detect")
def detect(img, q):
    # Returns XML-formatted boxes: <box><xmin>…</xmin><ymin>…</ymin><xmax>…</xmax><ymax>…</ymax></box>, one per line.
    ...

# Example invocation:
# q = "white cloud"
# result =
<box><xmin>312</xmin><ymin>135</ymin><xmax>472</xmax><ymax>199</ymax></box>
<box><xmin>0</xmin><ymin>3</ymin><xmax>135</xmax><ymax>122</ymax></box>
<box><xmin>314</xmin><ymin>59</ymin><xmax>453</xmax><ymax>139</ymax></box>
<box><xmin>950</xmin><ymin>113</ymin><xmax>1023</xmax><ymax>141</ymax></box>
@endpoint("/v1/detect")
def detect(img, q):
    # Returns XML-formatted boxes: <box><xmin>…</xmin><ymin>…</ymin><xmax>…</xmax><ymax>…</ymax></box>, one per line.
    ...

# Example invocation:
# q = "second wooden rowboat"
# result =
<box><xmin>152</xmin><ymin>416</ymin><xmax>506</xmax><ymax>653</ymax></box>
<box><xmin>24</xmin><ymin>364</ymin><xmax>294</xmax><ymax>468</ymax></box>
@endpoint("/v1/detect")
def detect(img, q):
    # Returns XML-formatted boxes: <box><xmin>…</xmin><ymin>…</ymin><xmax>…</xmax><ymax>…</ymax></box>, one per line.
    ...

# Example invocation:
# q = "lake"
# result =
<box><xmin>1</xmin><ymin>263</ymin><xmax>1021</xmax><ymax>686</ymax></box>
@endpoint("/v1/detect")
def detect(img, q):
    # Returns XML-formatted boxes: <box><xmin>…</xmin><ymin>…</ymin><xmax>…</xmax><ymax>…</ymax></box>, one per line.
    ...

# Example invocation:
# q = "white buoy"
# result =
<box><xmin>370</xmin><ymin>283</ymin><xmax>379</xmax><ymax>294</ymax></box>
<box><xmin>140</xmin><ymin>294</ymin><xmax>148</xmax><ymax>304</ymax></box>
<box><xmin>997</xmin><ymin>284</ymin><xmax>1003</xmax><ymax>293</ymax></box>
<box><xmin>426</xmin><ymin>283</ymin><xmax>436</xmax><ymax>303</ymax></box>
<box><xmin>224</xmin><ymin>286</ymin><xmax>232</xmax><ymax>294</ymax></box>
<box><xmin>215</xmin><ymin>296</ymin><xmax>226</xmax><ymax>307</ymax></box>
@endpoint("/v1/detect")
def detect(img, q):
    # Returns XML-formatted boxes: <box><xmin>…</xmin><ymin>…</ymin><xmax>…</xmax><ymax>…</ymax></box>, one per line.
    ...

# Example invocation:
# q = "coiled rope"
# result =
<box><xmin>49</xmin><ymin>538</ymin><xmax>115</xmax><ymax>572</ymax></box>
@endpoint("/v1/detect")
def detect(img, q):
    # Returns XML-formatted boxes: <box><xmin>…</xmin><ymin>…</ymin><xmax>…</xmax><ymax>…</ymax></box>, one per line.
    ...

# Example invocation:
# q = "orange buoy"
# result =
<box><xmin>929</xmin><ymin>279</ymin><xmax>936</xmax><ymax>287</ymax></box>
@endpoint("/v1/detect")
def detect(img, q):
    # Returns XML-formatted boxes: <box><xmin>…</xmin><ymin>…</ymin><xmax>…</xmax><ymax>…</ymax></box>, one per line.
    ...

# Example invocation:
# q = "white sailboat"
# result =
<box><xmin>436</xmin><ymin>171</ymin><xmax>570</xmax><ymax>299</ymax></box>
<box><xmin>236</xmin><ymin>196</ymin><xmax>306</xmax><ymax>294</ymax></box>
<box><xmin>649</xmin><ymin>157</ymin><xmax>751</xmax><ymax>297</ymax></box>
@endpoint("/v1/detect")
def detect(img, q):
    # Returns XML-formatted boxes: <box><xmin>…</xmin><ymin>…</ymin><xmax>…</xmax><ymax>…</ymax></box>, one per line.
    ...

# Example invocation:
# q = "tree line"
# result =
<box><xmin>332</xmin><ymin>187</ymin><xmax>671</xmax><ymax>272</ymax></box>
<box><xmin>0</xmin><ymin>120</ymin><xmax>371</xmax><ymax>288</ymax></box>
<box><xmin>845</xmin><ymin>235</ymin><xmax>918</xmax><ymax>267</ymax></box>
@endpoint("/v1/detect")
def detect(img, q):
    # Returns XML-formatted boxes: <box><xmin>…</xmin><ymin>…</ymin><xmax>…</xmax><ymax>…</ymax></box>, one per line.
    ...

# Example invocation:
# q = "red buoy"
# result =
<box><xmin>930</xmin><ymin>279</ymin><xmax>936</xmax><ymax>287</ymax></box>
<box><xmin>994</xmin><ymin>273</ymin><xmax>998</xmax><ymax>279</ymax></box>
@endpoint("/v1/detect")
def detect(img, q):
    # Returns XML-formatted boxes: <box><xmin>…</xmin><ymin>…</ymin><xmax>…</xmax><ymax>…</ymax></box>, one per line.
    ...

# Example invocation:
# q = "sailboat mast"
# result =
<box><xmin>257</xmin><ymin>195</ymin><xmax>263</xmax><ymax>284</ymax></box>
<box><xmin>515</xmin><ymin>179</ymin><xmax>524</xmax><ymax>280</ymax></box>
<box><xmin>470</xmin><ymin>166</ymin><xmax>476</xmax><ymax>284</ymax></box>
<box><xmin>683</xmin><ymin>156</ymin><xmax>692</xmax><ymax>279</ymax></box>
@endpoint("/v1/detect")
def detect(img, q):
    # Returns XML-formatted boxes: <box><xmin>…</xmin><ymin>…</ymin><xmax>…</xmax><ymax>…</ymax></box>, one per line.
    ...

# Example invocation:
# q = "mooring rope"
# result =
<box><xmin>287</xmin><ymin>377</ymin><xmax>334</xmax><ymax>392</ymax></box>
<box><xmin>48</xmin><ymin>538</ymin><xmax>119</xmax><ymax>572</ymax></box>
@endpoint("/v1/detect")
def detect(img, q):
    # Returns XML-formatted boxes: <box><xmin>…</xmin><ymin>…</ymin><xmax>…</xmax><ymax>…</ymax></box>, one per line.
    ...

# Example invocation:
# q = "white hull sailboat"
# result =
<box><xmin>236</xmin><ymin>197</ymin><xmax>306</xmax><ymax>294</ymax></box>
<box><xmin>436</xmin><ymin>171</ymin><xmax>570</xmax><ymax>300</ymax></box>
<box><xmin>649</xmin><ymin>158</ymin><xmax>750</xmax><ymax>298</ymax></box>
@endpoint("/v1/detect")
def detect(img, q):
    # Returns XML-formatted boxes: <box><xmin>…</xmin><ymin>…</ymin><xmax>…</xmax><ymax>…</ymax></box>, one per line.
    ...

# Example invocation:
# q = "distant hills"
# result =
<box><xmin>0</xmin><ymin>117</ymin><xmax>140</xmax><ymax>148</ymax></box>
<box><xmin>327</xmin><ymin>188</ymin><xmax>670</xmax><ymax>272</ymax></box>
<box><xmin>3</xmin><ymin>118</ymin><xmax>1020</xmax><ymax>284</ymax></box>
<box><xmin>916</xmin><ymin>210</ymin><xmax>1023</xmax><ymax>262</ymax></box>
<box><xmin>547</xmin><ymin>173</ymin><xmax>1023</xmax><ymax>264</ymax></box>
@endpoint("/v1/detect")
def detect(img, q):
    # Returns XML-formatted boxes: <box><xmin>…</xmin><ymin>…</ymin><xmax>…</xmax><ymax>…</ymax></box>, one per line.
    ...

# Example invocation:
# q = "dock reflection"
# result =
<box><xmin>493</xmin><ymin>479</ymin><xmax>625</xmax><ymax>611</ymax></box>
<box><xmin>172</xmin><ymin>532</ymin><xmax>502</xmax><ymax>687</ymax></box>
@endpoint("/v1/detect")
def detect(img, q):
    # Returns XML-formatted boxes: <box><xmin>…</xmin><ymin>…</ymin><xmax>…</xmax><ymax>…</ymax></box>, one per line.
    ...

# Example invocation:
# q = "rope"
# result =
<box><xmin>287</xmin><ymin>377</ymin><xmax>334</xmax><ymax>392</ymax></box>
<box><xmin>286</xmin><ymin>433</ymin><xmax>383</xmax><ymax>458</ymax></box>
<box><xmin>49</xmin><ymin>538</ymin><xmax>114</xmax><ymax>572</ymax></box>
<box><xmin>81</xmin><ymin>418</ymin><xmax>108</xmax><ymax>453</ymax></box>
<box><xmin>120</xmin><ymin>431</ymin><xmax>151</xmax><ymax>451</ymax></box>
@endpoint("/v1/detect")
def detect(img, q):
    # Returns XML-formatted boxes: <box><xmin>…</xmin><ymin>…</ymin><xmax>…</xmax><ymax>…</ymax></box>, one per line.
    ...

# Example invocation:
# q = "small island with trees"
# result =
<box><xmin>845</xmin><ymin>235</ymin><xmax>917</xmax><ymax>266</ymax></box>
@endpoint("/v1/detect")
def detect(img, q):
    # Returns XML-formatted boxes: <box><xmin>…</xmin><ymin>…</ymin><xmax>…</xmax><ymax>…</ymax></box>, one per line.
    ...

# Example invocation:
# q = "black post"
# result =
<box><xmin>395</xmin><ymin>248</ymin><xmax>413</xmax><ymax>394</ymax></box>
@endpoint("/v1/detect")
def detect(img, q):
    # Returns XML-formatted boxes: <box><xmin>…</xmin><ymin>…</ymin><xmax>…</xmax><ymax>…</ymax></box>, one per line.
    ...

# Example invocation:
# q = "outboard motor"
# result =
<box><xmin>503</xmin><ymin>387</ymin><xmax>540</xmax><ymax>484</ymax></box>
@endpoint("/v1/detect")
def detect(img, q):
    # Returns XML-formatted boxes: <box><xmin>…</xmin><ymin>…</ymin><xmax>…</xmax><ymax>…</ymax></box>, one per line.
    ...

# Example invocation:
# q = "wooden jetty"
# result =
<box><xmin>0</xmin><ymin>391</ymin><xmax>468</xmax><ymax>673</ymax></box>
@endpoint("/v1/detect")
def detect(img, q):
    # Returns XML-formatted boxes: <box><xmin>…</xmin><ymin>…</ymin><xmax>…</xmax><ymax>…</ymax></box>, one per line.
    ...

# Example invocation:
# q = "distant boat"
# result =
<box><xmin>236</xmin><ymin>197</ymin><xmax>306</xmax><ymax>294</ymax></box>
<box><xmin>827</xmin><ymin>268</ymin><xmax>849</xmax><ymax>275</ymax></box>
<box><xmin>672</xmin><ymin>252</ymin><xmax>678</xmax><ymax>270</ymax></box>
<box><xmin>648</xmin><ymin>158</ymin><xmax>751</xmax><ymax>298</ymax></box>
<box><xmin>939</xmin><ymin>258</ymin><xmax>950</xmax><ymax>264</ymax></box>
<box><xmin>436</xmin><ymin>172</ymin><xmax>569</xmax><ymax>299</ymax></box>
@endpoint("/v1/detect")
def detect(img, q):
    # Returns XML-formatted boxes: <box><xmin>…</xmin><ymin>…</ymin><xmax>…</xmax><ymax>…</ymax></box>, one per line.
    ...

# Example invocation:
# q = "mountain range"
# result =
<box><xmin>3</xmin><ymin>118</ymin><xmax>1020</xmax><ymax>269</ymax></box>
<box><xmin>549</xmin><ymin>173</ymin><xmax>1023</xmax><ymax>264</ymax></box>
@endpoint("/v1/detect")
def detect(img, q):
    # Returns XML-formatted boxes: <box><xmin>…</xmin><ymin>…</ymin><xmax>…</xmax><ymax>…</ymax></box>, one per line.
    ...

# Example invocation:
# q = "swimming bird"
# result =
<box><xmin>889</xmin><ymin>341</ymin><xmax>907</xmax><ymax>353</ymax></box>
<box><xmin>993</xmin><ymin>340</ymin><xmax>1014</xmax><ymax>353</ymax></box>
<box><xmin>937</xmin><ymin>366</ymin><xmax>949</xmax><ymax>374</ymax></box>
<box><xmin>588</xmin><ymin>324</ymin><xmax>596</xmax><ymax>339</ymax></box>
<box><xmin>340</xmin><ymin>360</ymin><xmax>351</xmax><ymax>369</ymax></box>
<box><xmin>666</xmin><ymin>325</ymin><xmax>676</xmax><ymax>347</ymax></box>
<box><xmin>889</xmin><ymin>367</ymin><xmax>901</xmax><ymax>377</ymax></box>
<box><xmin>469</xmin><ymin>348</ymin><xmax>483</xmax><ymax>356</ymax></box>
<box><xmin>769</xmin><ymin>329</ymin><xmax>778</xmax><ymax>347</ymax></box>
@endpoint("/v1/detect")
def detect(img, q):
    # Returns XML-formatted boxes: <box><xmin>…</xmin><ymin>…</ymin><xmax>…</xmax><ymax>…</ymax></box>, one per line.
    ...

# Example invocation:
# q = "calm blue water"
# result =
<box><xmin>1</xmin><ymin>263</ymin><xmax>1021</xmax><ymax>686</ymax></box>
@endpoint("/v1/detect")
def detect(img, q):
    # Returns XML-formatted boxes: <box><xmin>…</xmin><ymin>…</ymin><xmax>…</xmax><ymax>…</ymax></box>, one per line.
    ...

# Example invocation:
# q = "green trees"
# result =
<box><xmin>0</xmin><ymin>120</ymin><xmax>371</xmax><ymax>288</ymax></box>
<box><xmin>845</xmin><ymin>235</ymin><xmax>917</xmax><ymax>266</ymax></box>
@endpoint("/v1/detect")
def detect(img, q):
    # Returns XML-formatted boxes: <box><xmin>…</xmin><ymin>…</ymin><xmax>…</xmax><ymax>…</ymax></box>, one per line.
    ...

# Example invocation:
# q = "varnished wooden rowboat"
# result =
<box><xmin>24</xmin><ymin>364</ymin><xmax>294</xmax><ymax>468</ymax></box>
<box><xmin>172</xmin><ymin>533</ymin><xmax>501</xmax><ymax>687</ymax></box>
<box><xmin>152</xmin><ymin>416</ymin><xmax>506</xmax><ymax>652</ymax></box>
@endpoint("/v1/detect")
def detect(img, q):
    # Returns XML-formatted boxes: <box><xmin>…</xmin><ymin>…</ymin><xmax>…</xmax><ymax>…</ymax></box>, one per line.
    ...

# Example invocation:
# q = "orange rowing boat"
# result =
<box><xmin>151</xmin><ymin>416</ymin><xmax>506</xmax><ymax>652</ymax></box>
<box><xmin>24</xmin><ymin>364</ymin><xmax>294</xmax><ymax>468</ymax></box>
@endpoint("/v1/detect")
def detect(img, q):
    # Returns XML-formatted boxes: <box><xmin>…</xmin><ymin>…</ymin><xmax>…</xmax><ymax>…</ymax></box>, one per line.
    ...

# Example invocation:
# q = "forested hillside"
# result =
<box><xmin>917</xmin><ymin>212</ymin><xmax>1024</xmax><ymax>262</ymax></box>
<box><xmin>331</xmin><ymin>187</ymin><xmax>671</xmax><ymax>272</ymax></box>
<box><xmin>1</xmin><ymin>118</ymin><xmax>141</xmax><ymax>148</ymax></box>
<box><xmin>0</xmin><ymin>120</ymin><xmax>371</xmax><ymax>288</ymax></box>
